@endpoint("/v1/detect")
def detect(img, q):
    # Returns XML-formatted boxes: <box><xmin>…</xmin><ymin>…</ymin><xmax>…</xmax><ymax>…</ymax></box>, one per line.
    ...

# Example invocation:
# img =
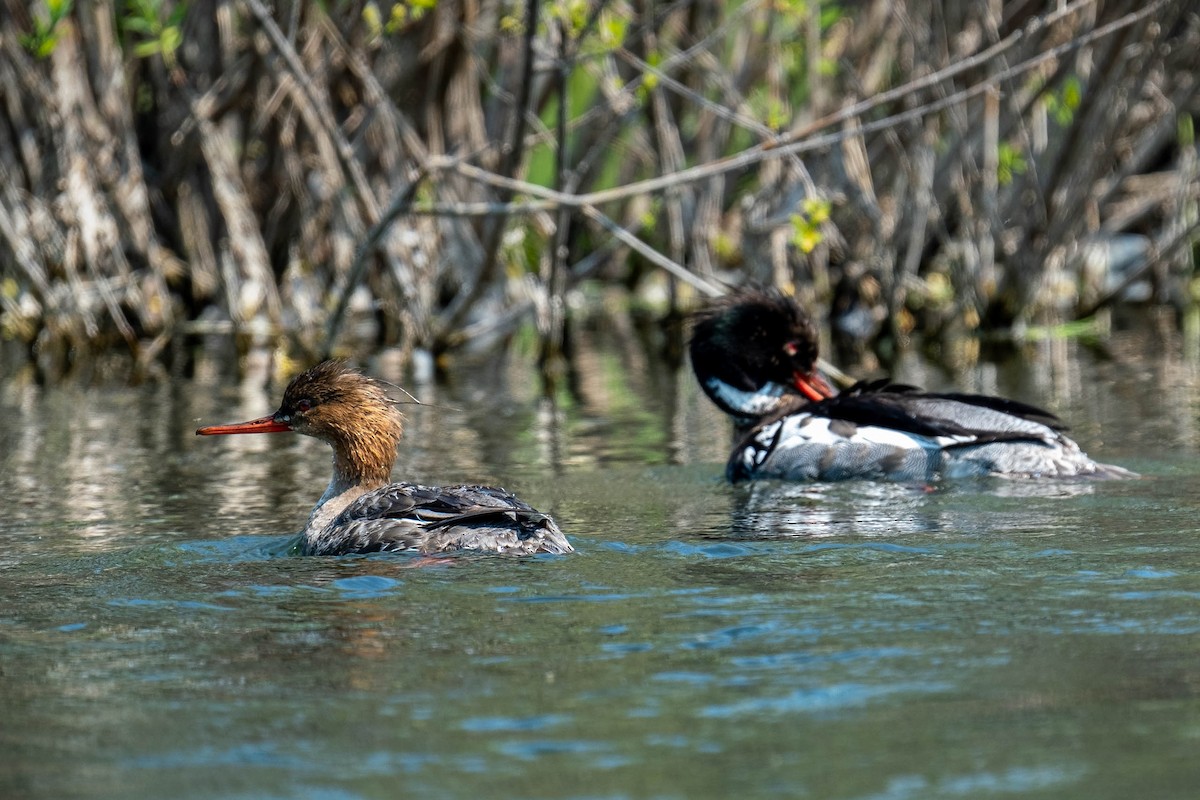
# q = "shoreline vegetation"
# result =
<box><xmin>0</xmin><ymin>0</ymin><xmax>1197</xmax><ymax>385</ymax></box>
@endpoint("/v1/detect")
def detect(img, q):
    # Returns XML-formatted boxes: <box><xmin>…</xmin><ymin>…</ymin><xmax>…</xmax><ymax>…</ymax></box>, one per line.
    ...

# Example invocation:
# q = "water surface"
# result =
<box><xmin>2</xmin><ymin>327</ymin><xmax>1200</xmax><ymax>799</ymax></box>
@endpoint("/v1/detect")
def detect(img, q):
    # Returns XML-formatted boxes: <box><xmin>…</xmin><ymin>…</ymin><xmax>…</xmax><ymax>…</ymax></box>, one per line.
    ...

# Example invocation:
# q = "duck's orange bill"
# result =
<box><xmin>196</xmin><ymin>415</ymin><xmax>292</xmax><ymax>435</ymax></box>
<box><xmin>792</xmin><ymin>371</ymin><xmax>836</xmax><ymax>402</ymax></box>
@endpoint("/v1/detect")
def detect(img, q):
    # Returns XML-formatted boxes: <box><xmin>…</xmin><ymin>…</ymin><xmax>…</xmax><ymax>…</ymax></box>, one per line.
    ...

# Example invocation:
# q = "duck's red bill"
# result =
<box><xmin>793</xmin><ymin>371</ymin><xmax>836</xmax><ymax>402</ymax></box>
<box><xmin>196</xmin><ymin>415</ymin><xmax>291</xmax><ymax>435</ymax></box>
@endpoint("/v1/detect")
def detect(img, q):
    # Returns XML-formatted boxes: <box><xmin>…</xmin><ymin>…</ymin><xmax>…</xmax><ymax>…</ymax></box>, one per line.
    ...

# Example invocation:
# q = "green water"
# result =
<box><xmin>2</xmin><ymin>331</ymin><xmax>1200</xmax><ymax>799</ymax></box>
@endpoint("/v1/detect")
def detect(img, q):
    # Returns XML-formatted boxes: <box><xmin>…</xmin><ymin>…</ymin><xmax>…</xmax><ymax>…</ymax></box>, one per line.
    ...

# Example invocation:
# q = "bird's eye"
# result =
<box><xmin>783</xmin><ymin>340</ymin><xmax>800</xmax><ymax>357</ymax></box>
<box><xmin>296</xmin><ymin>399</ymin><xmax>312</xmax><ymax>412</ymax></box>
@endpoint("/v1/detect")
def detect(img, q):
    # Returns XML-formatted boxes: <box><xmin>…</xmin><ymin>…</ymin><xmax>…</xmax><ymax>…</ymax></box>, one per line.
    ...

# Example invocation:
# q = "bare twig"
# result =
<box><xmin>431</xmin><ymin>0</ymin><xmax>542</xmax><ymax>350</ymax></box>
<box><xmin>322</xmin><ymin>168</ymin><xmax>427</xmax><ymax>357</ymax></box>
<box><xmin>423</xmin><ymin>0</ymin><xmax>1165</xmax><ymax>217</ymax></box>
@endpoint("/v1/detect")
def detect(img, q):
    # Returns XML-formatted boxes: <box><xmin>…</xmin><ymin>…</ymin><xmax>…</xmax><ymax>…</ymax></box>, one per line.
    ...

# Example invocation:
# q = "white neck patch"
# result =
<box><xmin>705</xmin><ymin>377</ymin><xmax>790</xmax><ymax>418</ymax></box>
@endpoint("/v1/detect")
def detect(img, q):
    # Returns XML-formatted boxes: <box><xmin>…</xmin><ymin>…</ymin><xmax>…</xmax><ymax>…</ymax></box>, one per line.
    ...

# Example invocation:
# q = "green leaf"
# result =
<box><xmin>599</xmin><ymin>12</ymin><xmax>626</xmax><ymax>48</ymax></box>
<box><xmin>1178</xmin><ymin>113</ymin><xmax>1195</xmax><ymax>148</ymax></box>
<box><xmin>362</xmin><ymin>1</ymin><xmax>383</xmax><ymax>39</ymax></box>
<box><xmin>123</xmin><ymin>18</ymin><xmax>156</xmax><ymax>34</ymax></box>
<box><xmin>387</xmin><ymin>5</ymin><xmax>408</xmax><ymax>32</ymax></box>
<box><xmin>160</xmin><ymin>25</ymin><xmax>181</xmax><ymax>56</ymax></box>
<box><xmin>47</xmin><ymin>0</ymin><xmax>73</xmax><ymax>20</ymax></box>
<box><xmin>499</xmin><ymin>13</ymin><xmax>523</xmax><ymax>34</ymax></box>
<box><xmin>802</xmin><ymin>197</ymin><xmax>831</xmax><ymax>224</ymax></box>
<box><xmin>133</xmin><ymin>40</ymin><xmax>162</xmax><ymax>58</ymax></box>
<box><xmin>996</xmin><ymin>142</ymin><xmax>1027</xmax><ymax>186</ymax></box>
<box><xmin>796</xmin><ymin>228</ymin><xmax>821</xmax><ymax>254</ymax></box>
<box><xmin>1061</xmin><ymin>76</ymin><xmax>1081</xmax><ymax>111</ymax></box>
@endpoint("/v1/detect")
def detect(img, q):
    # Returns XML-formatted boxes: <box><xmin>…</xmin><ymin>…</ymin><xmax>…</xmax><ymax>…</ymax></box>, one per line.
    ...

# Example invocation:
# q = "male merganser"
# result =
<box><xmin>689</xmin><ymin>289</ymin><xmax>1134</xmax><ymax>482</ymax></box>
<box><xmin>196</xmin><ymin>360</ymin><xmax>573</xmax><ymax>556</ymax></box>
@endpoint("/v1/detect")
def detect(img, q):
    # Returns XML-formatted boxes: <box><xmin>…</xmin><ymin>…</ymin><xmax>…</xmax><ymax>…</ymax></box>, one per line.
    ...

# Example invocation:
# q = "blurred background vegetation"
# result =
<box><xmin>0</xmin><ymin>0</ymin><xmax>1197</xmax><ymax>385</ymax></box>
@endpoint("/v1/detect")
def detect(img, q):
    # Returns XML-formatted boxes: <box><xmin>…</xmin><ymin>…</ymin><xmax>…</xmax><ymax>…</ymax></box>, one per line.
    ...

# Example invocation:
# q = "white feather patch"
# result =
<box><xmin>705</xmin><ymin>377</ymin><xmax>790</xmax><ymax>417</ymax></box>
<box><xmin>765</xmin><ymin>414</ymin><xmax>951</xmax><ymax>451</ymax></box>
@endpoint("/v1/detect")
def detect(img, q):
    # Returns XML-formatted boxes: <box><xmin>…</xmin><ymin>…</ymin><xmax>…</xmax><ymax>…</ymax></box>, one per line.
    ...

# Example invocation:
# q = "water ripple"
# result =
<box><xmin>661</xmin><ymin>540</ymin><xmax>762</xmax><ymax>558</ymax></box>
<box><xmin>857</xmin><ymin>765</ymin><xmax>1085</xmax><ymax>799</ymax></box>
<box><xmin>330</xmin><ymin>574</ymin><xmax>402</xmax><ymax>598</ymax></box>
<box><xmin>700</xmin><ymin>681</ymin><xmax>950</xmax><ymax>717</ymax></box>
<box><xmin>461</xmin><ymin>713</ymin><xmax>571</xmax><ymax>733</ymax></box>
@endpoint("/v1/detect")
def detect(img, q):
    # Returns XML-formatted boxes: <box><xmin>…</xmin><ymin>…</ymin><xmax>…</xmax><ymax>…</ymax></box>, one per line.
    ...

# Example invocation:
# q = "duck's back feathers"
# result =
<box><xmin>304</xmin><ymin>482</ymin><xmax>573</xmax><ymax>556</ymax></box>
<box><xmin>812</xmin><ymin>380</ymin><xmax>1068</xmax><ymax>440</ymax></box>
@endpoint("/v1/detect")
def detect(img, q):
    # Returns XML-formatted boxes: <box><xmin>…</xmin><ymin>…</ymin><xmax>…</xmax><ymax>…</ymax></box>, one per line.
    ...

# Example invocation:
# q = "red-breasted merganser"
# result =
<box><xmin>196</xmin><ymin>361</ymin><xmax>573</xmax><ymax>556</ymax></box>
<box><xmin>689</xmin><ymin>289</ymin><xmax>1135</xmax><ymax>482</ymax></box>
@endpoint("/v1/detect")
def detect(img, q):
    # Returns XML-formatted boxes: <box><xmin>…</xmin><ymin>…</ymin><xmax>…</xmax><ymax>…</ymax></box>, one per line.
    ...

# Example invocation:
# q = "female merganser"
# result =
<box><xmin>196</xmin><ymin>360</ymin><xmax>573</xmax><ymax>556</ymax></box>
<box><xmin>689</xmin><ymin>289</ymin><xmax>1134</xmax><ymax>482</ymax></box>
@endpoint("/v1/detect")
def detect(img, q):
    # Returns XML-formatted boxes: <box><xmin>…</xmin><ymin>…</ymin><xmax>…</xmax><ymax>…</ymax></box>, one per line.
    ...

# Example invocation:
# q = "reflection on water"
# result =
<box><xmin>723</xmin><ymin>475</ymin><xmax>1112</xmax><ymax>541</ymax></box>
<box><xmin>2</xmin><ymin>320</ymin><xmax>1200</xmax><ymax>799</ymax></box>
